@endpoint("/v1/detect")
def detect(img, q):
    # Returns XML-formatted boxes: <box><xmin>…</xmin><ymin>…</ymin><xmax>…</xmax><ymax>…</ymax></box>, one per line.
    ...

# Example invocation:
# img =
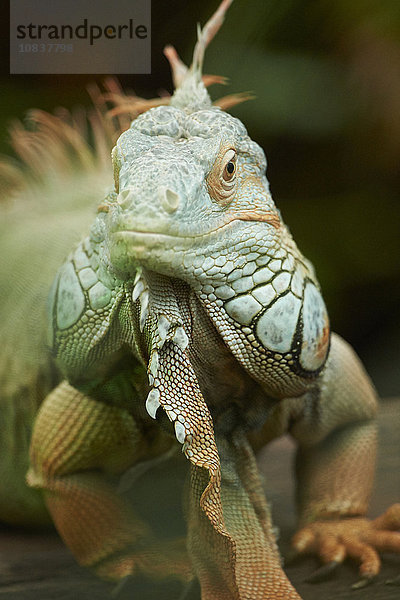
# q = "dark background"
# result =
<box><xmin>1</xmin><ymin>0</ymin><xmax>399</xmax><ymax>395</ymax></box>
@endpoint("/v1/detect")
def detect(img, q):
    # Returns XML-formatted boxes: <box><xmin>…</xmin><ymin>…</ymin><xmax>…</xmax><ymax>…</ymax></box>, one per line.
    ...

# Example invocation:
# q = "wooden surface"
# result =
<box><xmin>0</xmin><ymin>398</ymin><xmax>398</xmax><ymax>599</ymax></box>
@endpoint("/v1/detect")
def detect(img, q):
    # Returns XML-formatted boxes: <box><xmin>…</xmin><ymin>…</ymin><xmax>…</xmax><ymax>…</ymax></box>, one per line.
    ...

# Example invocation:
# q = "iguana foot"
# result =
<box><xmin>290</xmin><ymin>504</ymin><xmax>400</xmax><ymax>587</ymax></box>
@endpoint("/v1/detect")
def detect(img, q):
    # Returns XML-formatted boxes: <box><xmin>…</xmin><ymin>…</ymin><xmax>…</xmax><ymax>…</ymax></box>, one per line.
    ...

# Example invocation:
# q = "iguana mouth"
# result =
<box><xmin>111</xmin><ymin>220</ymin><xmax>238</xmax><ymax>248</ymax></box>
<box><xmin>111</xmin><ymin>212</ymin><xmax>279</xmax><ymax>244</ymax></box>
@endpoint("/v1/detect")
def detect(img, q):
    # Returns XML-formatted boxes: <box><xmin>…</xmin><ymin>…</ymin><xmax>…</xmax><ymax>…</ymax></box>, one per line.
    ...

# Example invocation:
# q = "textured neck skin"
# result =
<box><xmin>138</xmin><ymin>269</ymin><xmax>277</xmax><ymax>435</ymax></box>
<box><xmin>191</xmin><ymin>225</ymin><xmax>329</xmax><ymax>399</ymax></box>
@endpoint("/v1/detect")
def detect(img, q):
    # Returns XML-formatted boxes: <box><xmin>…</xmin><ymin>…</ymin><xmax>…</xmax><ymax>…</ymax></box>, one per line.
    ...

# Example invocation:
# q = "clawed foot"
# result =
<box><xmin>288</xmin><ymin>504</ymin><xmax>400</xmax><ymax>588</ymax></box>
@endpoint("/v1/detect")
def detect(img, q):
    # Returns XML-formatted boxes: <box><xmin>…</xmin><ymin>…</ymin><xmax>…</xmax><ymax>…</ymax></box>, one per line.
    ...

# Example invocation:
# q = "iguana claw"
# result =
<box><xmin>305</xmin><ymin>560</ymin><xmax>341</xmax><ymax>583</ymax></box>
<box><xmin>351</xmin><ymin>574</ymin><xmax>376</xmax><ymax>589</ymax></box>
<box><xmin>111</xmin><ymin>575</ymin><xmax>133</xmax><ymax>599</ymax></box>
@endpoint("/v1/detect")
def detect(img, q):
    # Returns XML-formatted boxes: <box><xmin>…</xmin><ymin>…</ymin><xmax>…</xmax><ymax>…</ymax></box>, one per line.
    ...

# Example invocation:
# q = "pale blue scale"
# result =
<box><xmin>256</xmin><ymin>293</ymin><xmax>301</xmax><ymax>353</ymax></box>
<box><xmin>56</xmin><ymin>261</ymin><xmax>85</xmax><ymax>330</ymax></box>
<box><xmin>299</xmin><ymin>283</ymin><xmax>328</xmax><ymax>371</ymax></box>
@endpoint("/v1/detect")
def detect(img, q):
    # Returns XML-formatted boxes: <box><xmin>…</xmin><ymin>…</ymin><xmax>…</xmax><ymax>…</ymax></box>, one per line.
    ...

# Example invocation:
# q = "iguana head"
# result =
<box><xmin>97</xmin><ymin>0</ymin><xmax>330</xmax><ymax>384</ymax></box>
<box><xmin>107</xmin><ymin>102</ymin><xmax>281</xmax><ymax>277</ymax></box>
<box><xmin>104</xmin><ymin>0</ymin><xmax>282</xmax><ymax>285</ymax></box>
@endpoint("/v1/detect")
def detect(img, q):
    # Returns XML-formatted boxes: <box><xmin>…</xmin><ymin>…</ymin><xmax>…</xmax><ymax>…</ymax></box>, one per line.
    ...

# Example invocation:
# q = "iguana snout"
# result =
<box><xmin>111</xmin><ymin>146</ymin><xmax>207</xmax><ymax>234</ymax></box>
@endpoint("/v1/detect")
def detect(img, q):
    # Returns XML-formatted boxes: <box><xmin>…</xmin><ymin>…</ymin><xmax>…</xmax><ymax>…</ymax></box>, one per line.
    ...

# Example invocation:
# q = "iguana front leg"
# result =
<box><xmin>288</xmin><ymin>334</ymin><xmax>400</xmax><ymax>585</ymax></box>
<box><xmin>27</xmin><ymin>380</ymin><xmax>192</xmax><ymax>584</ymax></box>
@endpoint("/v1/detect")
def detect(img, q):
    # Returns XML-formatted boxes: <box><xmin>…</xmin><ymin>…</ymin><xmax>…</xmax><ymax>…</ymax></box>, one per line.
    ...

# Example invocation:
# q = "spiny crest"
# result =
<box><xmin>109</xmin><ymin>0</ymin><xmax>250</xmax><ymax>120</ymax></box>
<box><xmin>168</xmin><ymin>0</ymin><xmax>233</xmax><ymax>112</ymax></box>
<box><xmin>0</xmin><ymin>79</ymin><xmax>125</xmax><ymax>199</ymax></box>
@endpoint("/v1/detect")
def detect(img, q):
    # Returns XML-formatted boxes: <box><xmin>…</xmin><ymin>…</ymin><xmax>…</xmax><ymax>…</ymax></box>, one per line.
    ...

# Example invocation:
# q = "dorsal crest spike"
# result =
<box><xmin>192</xmin><ymin>0</ymin><xmax>233</xmax><ymax>79</ymax></box>
<box><xmin>163</xmin><ymin>45</ymin><xmax>188</xmax><ymax>88</ymax></box>
<box><xmin>169</xmin><ymin>0</ymin><xmax>234</xmax><ymax>112</ymax></box>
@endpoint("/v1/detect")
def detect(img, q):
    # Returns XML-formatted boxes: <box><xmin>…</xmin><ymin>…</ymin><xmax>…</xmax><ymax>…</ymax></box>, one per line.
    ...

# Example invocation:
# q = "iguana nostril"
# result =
<box><xmin>117</xmin><ymin>189</ymin><xmax>134</xmax><ymax>207</ymax></box>
<box><xmin>160</xmin><ymin>187</ymin><xmax>180</xmax><ymax>213</ymax></box>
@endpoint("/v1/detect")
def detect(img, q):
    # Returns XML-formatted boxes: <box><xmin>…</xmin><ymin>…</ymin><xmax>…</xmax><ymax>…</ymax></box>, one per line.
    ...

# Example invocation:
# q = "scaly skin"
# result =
<box><xmin>2</xmin><ymin>1</ymin><xmax>399</xmax><ymax>598</ymax></box>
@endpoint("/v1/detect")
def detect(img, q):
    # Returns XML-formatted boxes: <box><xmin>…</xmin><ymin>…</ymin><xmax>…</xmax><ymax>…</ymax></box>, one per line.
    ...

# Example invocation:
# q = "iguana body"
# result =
<box><xmin>1</xmin><ymin>2</ymin><xmax>399</xmax><ymax>598</ymax></box>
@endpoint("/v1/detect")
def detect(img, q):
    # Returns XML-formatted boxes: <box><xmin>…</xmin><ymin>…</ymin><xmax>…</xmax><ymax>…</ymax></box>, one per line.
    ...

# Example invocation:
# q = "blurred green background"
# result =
<box><xmin>1</xmin><ymin>0</ymin><xmax>399</xmax><ymax>395</ymax></box>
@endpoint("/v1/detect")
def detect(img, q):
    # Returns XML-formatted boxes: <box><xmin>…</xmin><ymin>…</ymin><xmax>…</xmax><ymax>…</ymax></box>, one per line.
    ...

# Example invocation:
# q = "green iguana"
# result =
<box><xmin>1</xmin><ymin>1</ymin><xmax>399</xmax><ymax>598</ymax></box>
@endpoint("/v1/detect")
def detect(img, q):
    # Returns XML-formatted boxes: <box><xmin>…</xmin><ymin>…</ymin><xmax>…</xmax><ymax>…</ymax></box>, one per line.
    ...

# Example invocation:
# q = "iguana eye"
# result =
<box><xmin>222</xmin><ymin>150</ymin><xmax>237</xmax><ymax>182</ymax></box>
<box><xmin>207</xmin><ymin>147</ymin><xmax>237</xmax><ymax>206</ymax></box>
